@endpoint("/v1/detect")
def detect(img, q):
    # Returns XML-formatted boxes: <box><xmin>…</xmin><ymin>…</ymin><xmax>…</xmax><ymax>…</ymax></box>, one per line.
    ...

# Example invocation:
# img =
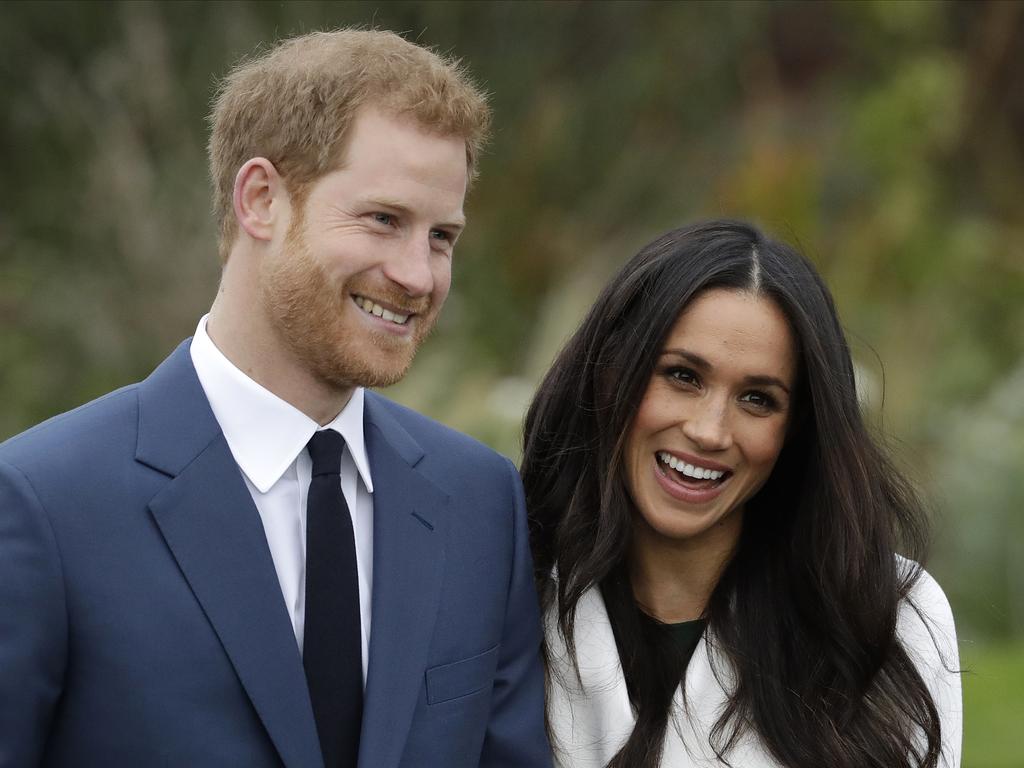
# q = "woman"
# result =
<box><xmin>522</xmin><ymin>220</ymin><xmax>961</xmax><ymax>768</ymax></box>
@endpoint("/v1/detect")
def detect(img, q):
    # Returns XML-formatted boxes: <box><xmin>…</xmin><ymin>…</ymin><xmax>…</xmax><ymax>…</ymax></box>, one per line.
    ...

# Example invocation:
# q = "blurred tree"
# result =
<box><xmin>1</xmin><ymin>0</ymin><xmax>1021</xmax><ymax>642</ymax></box>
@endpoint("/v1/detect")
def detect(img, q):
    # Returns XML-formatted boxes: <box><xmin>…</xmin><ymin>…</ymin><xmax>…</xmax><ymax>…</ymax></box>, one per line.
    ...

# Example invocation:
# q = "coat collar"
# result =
<box><xmin>135</xmin><ymin>340</ymin><xmax>222</xmax><ymax>477</ymax></box>
<box><xmin>544</xmin><ymin>586</ymin><xmax>778</xmax><ymax>768</ymax></box>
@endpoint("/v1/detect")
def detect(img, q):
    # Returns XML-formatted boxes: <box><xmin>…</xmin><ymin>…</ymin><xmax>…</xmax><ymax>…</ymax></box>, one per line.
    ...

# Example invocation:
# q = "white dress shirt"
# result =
<box><xmin>189</xmin><ymin>315</ymin><xmax>374</xmax><ymax>681</ymax></box>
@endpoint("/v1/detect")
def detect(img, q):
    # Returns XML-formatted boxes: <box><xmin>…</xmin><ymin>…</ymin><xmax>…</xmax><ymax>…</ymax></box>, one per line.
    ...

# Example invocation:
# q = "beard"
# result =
<box><xmin>259</xmin><ymin>220</ymin><xmax>439</xmax><ymax>391</ymax></box>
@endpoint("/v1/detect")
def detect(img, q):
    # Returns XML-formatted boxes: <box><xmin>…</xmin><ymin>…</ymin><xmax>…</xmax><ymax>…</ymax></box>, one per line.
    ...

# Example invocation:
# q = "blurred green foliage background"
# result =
<box><xmin>1</xmin><ymin>1</ymin><xmax>1021</xmax><ymax>763</ymax></box>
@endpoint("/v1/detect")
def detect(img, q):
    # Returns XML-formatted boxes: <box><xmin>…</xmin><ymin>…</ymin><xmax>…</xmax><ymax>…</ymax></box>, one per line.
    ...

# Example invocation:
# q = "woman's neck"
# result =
<box><xmin>628</xmin><ymin>515</ymin><xmax>740</xmax><ymax>623</ymax></box>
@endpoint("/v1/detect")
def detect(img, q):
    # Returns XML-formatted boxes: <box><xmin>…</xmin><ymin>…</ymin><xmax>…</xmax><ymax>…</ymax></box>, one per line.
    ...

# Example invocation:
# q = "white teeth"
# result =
<box><xmin>657</xmin><ymin>452</ymin><xmax>725</xmax><ymax>481</ymax></box>
<box><xmin>353</xmin><ymin>296</ymin><xmax>411</xmax><ymax>325</ymax></box>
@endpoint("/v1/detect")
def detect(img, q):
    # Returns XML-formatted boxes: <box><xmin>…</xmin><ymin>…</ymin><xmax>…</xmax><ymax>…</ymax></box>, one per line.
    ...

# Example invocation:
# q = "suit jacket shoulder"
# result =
<box><xmin>0</xmin><ymin>382</ymin><xmax>140</xmax><ymax>473</ymax></box>
<box><xmin>365</xmin><ymin>391</ymin><xmax>512</xmax><ymax>468</ymax></box>
<box><xmin>363</xmin><ymin>390</ymin><xmax>520</xmax><ymax>516</ymax></box>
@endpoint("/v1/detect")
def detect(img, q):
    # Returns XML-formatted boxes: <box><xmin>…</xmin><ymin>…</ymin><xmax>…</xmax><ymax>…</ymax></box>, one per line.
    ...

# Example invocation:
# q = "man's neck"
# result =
<box><xmin>206</xmin><ymin>292</ymin><xmax>353</xmax><ymax>427</ymax></box>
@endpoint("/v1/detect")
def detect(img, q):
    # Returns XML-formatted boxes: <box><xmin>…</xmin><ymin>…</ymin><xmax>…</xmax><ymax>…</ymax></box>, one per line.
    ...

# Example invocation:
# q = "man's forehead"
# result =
<box><xmin>329</xmin><ymin>108</ymin><xmax>464</xmax><ymax>167</ymax></box>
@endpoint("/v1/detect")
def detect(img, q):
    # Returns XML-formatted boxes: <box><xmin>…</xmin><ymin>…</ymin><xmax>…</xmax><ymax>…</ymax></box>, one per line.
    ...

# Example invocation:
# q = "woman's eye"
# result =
<box><xmin>740</xmin><ymin>391</ymin><xmax>777</xmax><ymax>410</ymax></box>
<box><xmin>667</xmin><ymin>367</ymin><xmax>699</xmax><ymax>387</ymax></box>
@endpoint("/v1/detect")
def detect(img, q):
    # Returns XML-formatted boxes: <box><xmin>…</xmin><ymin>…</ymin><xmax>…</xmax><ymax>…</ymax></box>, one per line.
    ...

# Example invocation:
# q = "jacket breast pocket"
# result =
<box><xmin>425</xmin><ymin>644</ymin><xmax>500</xmax><ymax>705</ymax></box>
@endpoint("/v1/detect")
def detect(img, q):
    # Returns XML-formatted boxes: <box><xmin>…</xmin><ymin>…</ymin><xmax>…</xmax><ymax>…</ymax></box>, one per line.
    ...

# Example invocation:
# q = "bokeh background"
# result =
<box><xmin>2</xmin><ymin>1</ymin><xmax>1022</xmax><ymax>763</ymax></box>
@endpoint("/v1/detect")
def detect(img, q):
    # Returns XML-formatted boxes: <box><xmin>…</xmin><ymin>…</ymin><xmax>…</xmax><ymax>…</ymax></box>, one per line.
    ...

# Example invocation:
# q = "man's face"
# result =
<box><xmin>260</xmin><ymin>106</ymin><xmax>468</xmax><ymax>390</ymax></box>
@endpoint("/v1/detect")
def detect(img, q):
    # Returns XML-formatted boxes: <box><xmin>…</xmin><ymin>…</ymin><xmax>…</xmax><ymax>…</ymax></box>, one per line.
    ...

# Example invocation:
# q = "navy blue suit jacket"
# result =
<box><xmin>0</xmin><ymin>341</ymin><xmax>551</xmax><ymax>768</ymax></box>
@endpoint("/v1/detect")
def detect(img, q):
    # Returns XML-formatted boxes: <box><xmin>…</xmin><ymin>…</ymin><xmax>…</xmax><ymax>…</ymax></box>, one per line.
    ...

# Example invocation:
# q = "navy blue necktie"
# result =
<box><xmin>304</xmin><ymin>430</ymin><xmax>362</xmax><ymax>768</ymax></box>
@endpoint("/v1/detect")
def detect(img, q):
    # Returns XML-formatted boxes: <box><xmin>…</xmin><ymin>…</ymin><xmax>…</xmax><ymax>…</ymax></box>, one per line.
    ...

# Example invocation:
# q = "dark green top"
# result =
<box><xmin>659</xmin><ymin>618</ymin><xmax>706</xmax><ymax>664</ymax></box>
<box><xmin>663</xmin><ymin>622</ymin><xmax>704</xmax><ymax>659</ymax></box>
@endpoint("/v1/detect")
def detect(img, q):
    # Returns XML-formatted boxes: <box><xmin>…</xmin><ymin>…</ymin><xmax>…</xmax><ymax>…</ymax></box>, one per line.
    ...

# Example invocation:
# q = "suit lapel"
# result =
<box><xmin>358</xmin><ymin>395</ymin><xmax>448</xmax><ymax>768</ymax></box>
<box><xmin>137</xmin><ymin>343</ymin><xmax>323</xmax><ymax>768</ymax></box>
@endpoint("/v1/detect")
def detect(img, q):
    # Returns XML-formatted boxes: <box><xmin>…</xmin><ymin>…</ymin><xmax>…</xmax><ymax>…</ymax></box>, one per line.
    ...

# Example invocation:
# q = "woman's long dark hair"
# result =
<box><xmin>522</xmin><ymin>220</ymin><xmax>942</xmax><ymax>768</ymax></box>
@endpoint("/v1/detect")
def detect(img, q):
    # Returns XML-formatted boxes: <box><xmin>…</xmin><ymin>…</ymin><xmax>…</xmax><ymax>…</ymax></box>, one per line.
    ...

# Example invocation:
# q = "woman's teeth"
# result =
<box><xmin>354</xmin><ymin>296</ymin><xmax>410</xmax><ymax>325</ymax></box>
<box><xmin>657</xmin><ymin>451</ymin><xmax>725</xmax><ymax>481</ymax></box>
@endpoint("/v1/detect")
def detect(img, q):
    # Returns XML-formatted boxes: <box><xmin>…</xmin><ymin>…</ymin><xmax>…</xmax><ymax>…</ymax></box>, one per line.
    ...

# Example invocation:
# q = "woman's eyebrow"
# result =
<box><xmin>743</xmin><ymin>374</ymin><xmax>791</xmax><ymax>395</ymax></box>
<box><xmin>662</xmin><ymin>348</ymin><xmax>710</xmax><ymax>369</ymax></box>
<box><xmin>662</xmin><ymin>348</ymin><xmax>790</xmax><ymax>394</ymax></box>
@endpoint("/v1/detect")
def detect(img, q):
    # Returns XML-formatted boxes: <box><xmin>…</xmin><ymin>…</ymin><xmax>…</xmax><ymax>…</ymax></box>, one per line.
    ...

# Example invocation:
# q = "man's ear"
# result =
<box><xmin>232</xmin><ymin>157</ymin><xmax>285</xmax><ymax>243</ymax></box>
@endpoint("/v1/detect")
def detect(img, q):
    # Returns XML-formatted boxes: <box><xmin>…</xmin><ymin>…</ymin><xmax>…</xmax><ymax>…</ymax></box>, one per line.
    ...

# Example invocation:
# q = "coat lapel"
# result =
<box><xmin>358</xmin><ymin>395</ymin><xmax>448</xmax><ymax>768</ymax></box>
<box><xmin>137</xmin><ymin>343</ymin><xmax>323</xmax><ymax>768</ymax></box>
<box><xmin>546</xmin><ymin>585</ymin><xmax>779</xmax><ymax>768</ymax></box>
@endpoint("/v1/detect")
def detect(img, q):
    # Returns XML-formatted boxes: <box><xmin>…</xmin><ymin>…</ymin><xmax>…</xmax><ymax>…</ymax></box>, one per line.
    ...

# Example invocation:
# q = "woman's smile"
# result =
<box><xmin>653</xmin><ymin>450</ymin><xmax>731</xmax><ymax>503</ymax></box>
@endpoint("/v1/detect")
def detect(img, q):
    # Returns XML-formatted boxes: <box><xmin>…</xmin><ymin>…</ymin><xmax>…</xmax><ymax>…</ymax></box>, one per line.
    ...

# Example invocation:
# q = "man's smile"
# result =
<box><xmin>353</xmin><ymin>294</ymin><xmax>414</xmax><ymax>326</ymax></box>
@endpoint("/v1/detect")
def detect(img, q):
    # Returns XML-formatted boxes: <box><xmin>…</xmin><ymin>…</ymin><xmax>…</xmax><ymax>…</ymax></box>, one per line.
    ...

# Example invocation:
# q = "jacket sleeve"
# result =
<box><xmin>899</xmin><ymin>566</ymin><xmax>962</xmax><ymax>768</ymax></box>
<box><xmin>0</xmin><ymin>459</ymin><xmax>67</xmax><ymax>767</ymax></box>
<box><xmin>477</xmin><ymin>458</ymin><xmax>553</xmax><ymax>767</ymax></box>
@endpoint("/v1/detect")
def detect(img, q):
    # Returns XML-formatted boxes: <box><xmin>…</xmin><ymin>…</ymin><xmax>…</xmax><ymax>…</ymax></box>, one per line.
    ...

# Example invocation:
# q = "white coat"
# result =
<box><xmin>546</xmin><ymin>564</ymin><xmax>961</xmax><ymax>768</ymax></box>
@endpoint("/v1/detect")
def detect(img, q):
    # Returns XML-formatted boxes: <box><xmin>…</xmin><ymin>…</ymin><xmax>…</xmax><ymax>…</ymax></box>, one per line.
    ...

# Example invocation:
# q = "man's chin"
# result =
<box><xmin>351</xmin><ymin>365</ymin><xmax>412</xmax><ymax>390</ymax></box>
<box><xmin>318</xmin><ymin>353</ymin><xmax>416</xmax><ymax>391</ymax></box>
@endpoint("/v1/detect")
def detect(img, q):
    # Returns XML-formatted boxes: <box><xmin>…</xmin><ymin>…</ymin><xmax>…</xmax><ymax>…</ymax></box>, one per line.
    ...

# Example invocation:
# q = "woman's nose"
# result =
<box><xmin>680</xmin><ymin>400</ymin><xmax>732</xmax><ymax>452</ymax></box>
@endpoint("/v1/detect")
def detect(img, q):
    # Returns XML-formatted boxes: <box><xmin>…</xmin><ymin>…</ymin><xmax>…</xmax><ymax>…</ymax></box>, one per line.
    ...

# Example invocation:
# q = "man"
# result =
<box><xmin>0</xmin><ymin>29</ymin><xmax>551</xmax><ymax>768</ymax></box>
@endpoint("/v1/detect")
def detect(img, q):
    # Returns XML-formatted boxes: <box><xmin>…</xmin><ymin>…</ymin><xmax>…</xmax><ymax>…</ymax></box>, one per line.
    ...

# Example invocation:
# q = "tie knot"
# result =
<box><xmin>307</xmin><ymin>430</ymin><xmax>345</xmax><ymax>477</ymax></box>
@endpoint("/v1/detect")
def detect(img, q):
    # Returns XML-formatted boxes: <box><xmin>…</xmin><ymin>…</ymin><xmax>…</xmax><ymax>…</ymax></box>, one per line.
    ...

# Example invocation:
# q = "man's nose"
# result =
<box><xmin>382</xmin><ymin>235</ymin><xmax>434</xmax><ymax>298</ymax></box>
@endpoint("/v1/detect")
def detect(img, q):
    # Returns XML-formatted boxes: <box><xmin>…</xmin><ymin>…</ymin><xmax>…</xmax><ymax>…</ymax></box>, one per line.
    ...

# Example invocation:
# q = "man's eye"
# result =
<box><xmin>372</xmin><ymin>213</ymin><xmax>393</xmax><ymax>226</ymax></box>
<box><xmin>430</xmin><ymin>229</ymin><xmax>452</xmax><ymax>242</ymax></box>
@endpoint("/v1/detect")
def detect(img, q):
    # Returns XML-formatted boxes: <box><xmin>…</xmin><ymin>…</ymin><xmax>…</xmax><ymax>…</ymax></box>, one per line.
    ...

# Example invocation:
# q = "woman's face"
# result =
<box><xmin>624</xmin><ymin>288</ymin><xmax>797</xmax><ymax>555</ymax></box>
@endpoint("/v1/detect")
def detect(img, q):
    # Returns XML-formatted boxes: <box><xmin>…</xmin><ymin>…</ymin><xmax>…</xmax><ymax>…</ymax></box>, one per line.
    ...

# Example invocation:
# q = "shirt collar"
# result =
<box><xmin>189</xmin><ymin>314</ymin><xmax>374</xmax><ymax>494</ymax></box>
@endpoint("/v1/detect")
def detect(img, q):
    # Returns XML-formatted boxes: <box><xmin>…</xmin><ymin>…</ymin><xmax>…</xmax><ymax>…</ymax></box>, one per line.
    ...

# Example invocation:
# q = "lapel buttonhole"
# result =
<box><xmin>411</xmin><ymin>511</ymin><xmax>435</xmax><ymax>531</ymax></box>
